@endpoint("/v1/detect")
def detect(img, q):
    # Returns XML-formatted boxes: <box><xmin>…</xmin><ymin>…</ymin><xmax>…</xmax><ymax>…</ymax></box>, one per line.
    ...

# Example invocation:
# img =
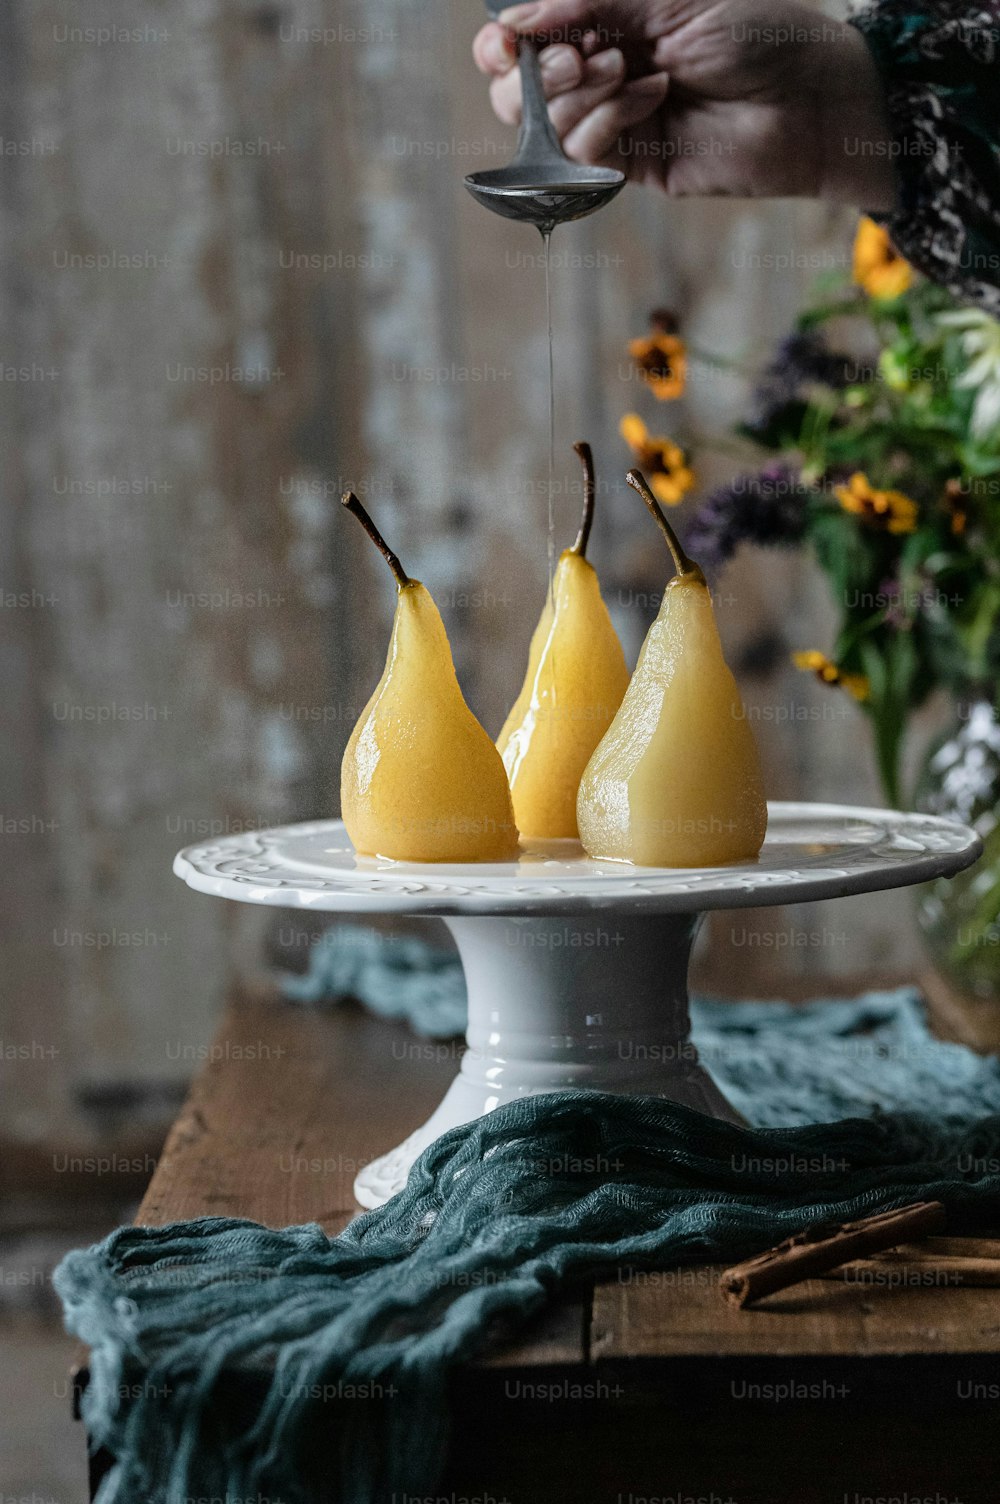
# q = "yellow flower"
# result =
<box><xmin>852</xmin><ymin>217</ymin><xmax>913</xmax><ymax>300</ymax></box>
<box><xmin>793</xmin><ymin>650</ymin><xmax>870</xmax><ymax>702</ymax></box>
<box><xmin>835</xmin><ymin>472</ymin><xmax>918</xmax><ymax>534</ymax></box>
<box><xmin>628</xmin><ymin>328</ymin><xmax>687</xmax><ymax>400</ymax></box>
<box><xmin>619</xmin><ymin>413</ymin><xmax>695</xmax><ymax>505</ymax></box>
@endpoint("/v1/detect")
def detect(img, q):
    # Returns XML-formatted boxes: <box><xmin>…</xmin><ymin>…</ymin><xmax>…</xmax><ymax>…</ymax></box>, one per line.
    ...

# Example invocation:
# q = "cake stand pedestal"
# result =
<box><xmin>174</xmin><ymin>803</ymin><xmax>981</xmax><ymax>1207</ymax></box>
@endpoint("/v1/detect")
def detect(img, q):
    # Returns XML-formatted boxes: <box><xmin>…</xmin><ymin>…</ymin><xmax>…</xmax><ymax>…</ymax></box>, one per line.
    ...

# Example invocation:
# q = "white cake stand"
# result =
<box><xmin>174</xmin><ymin>804</ymin><xmax>981</xmax><ymax>1207</ymax></box>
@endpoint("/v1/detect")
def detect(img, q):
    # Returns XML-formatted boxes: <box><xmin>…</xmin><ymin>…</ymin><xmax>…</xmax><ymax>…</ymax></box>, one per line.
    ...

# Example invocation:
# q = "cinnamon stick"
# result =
<box><xmin>823</xmin><ymin>1256</ymin><xmax>1000</xmax><ymax>1287</ymax></box>
<box><xmin>820</xmin><ymin>1239</ymin><xmax>1000</xmax><ymax>1288</ymax></box>
<box><xmin>899</xmin><ymin>1236</ymin><xmax>1000</xmax><ymax>1258</ymax></box>
<box><xmin>720</xmin><ymin>1200</ymin><xmax>947</xmax><ymax>1308</ymax></box>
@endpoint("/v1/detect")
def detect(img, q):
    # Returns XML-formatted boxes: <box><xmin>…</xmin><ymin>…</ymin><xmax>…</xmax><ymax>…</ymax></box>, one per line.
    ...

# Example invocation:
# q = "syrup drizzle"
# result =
<box><xmin>542</xmin><ymin>228</ymin><xmax>556</xmax><ymax>600</ymax></box>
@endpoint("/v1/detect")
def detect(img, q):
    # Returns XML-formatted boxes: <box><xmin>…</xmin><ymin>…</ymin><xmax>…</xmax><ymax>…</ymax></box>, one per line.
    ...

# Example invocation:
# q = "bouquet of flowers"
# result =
<box><xmin>620</xmin><ymin>220</ymin><xmax>1000</xmax><ymax>809</ymax></box>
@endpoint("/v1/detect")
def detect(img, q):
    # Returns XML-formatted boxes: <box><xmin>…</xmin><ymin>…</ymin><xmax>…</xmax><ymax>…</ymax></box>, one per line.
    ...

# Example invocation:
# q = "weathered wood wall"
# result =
<box><xmin>0</xmin><ymin>0</ymin><xmax>936</xmax><ymax>1155</ymax></box>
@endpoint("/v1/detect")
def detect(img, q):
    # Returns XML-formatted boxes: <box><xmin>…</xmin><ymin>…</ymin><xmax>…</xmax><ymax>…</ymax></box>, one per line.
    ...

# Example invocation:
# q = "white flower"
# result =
<box><xmin>937</xmin><ymin>309</ymin><xmax>1000</xmax><ymax>444</ymax></box>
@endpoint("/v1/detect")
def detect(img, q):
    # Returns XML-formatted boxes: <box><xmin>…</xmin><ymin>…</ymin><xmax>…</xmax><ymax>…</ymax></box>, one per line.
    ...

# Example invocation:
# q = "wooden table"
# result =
<box><xmin>81</xmin><ymin>993</ymin><xmax>1000</xmax><ymax>1504</ymax></box>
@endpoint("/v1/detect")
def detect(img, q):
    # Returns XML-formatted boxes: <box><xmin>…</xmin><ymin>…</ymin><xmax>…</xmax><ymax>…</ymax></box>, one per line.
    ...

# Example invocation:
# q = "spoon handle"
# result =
<box><xmin>482</xmin><ymin>0</ymin><xmax>566</xmax><ymax>165</ymax></box>
<box><xmin>514</xmin><ymin>36</ymin><xmax>565</xmax><ymax>164</ymax></box>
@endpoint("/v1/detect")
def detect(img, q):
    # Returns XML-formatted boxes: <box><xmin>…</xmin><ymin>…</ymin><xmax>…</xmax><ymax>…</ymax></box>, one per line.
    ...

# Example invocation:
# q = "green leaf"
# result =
<box><xmin>857</xmin><ymin>633</ymin><xmax>920</xmax><ymax>807</ymax></box>
<box><xmin>808</xmin><ymin>507</ymin><xmax>891</xmax><ymax>613</ymax></box>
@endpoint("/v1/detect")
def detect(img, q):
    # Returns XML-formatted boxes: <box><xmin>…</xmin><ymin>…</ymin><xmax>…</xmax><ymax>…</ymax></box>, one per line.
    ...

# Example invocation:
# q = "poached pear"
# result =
<box><xmin>496</xmin><ymin>443</ymin><xmax>630</xmax><ymax>839</ymax></box>
<box><xmin>576</xmin><ymin>469</ymin><xmax>767</xmax><ymax>867</ymax></box>
<box><xmin>340</xmin><ymin>492</ymin><xmax>519</xmax><ymax>862</ymax></box>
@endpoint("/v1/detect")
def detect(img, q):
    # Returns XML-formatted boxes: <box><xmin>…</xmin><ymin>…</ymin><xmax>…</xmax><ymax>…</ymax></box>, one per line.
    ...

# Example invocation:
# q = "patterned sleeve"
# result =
<box><xmin>850</xmin><ymin>0</ymin><xmax>1000</xmax><ymax>313</ymax></box>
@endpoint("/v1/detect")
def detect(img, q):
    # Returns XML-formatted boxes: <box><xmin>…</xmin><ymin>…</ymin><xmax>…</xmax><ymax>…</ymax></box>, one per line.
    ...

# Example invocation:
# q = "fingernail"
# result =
<box><xmin>587</xmin><ymin>48</ymin><xmax>624</xmax><ymax>78</ymax></box>
<box><xmin>498</xmin><ymin>4</ymin><xmax>542</xmax><ymax>25</ymax></box>
<box><xmin>631</xmin><ymin>70</ymin><xmax>668</xmax><ymax>90</ymax></box>
<box><xmin>484</xmin><ymin>29</ymin><xmax>515</xmax><ymax>67</ymax></box>
<box><xmin>541</xmin><ymin>45</ymin><xmax>580</xmax><ymax>86</ymax></box>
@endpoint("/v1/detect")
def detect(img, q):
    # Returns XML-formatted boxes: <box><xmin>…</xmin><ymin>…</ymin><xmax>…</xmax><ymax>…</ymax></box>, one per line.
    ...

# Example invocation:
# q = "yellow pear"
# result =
<box><xmin>577</xmin><ymin>469</ymin><xmax>767</xmax><ymax>867</ymax></box>
<box><xmin>340</xmin><ymin>492</ymin><xmax>519</xmax><ymax>862</ymax></box>
<box><xmin>496</xmin><ymin>443</ymin><xmax>630</xmax><ymax>839</ymax></box>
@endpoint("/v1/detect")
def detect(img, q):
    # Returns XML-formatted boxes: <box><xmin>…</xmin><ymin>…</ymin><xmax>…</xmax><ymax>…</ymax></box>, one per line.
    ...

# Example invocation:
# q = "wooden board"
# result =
<box><xmin>137</xmin><ymin>994</ymin><xmax>455</xmax><ymax>1235</ymax></box>
<box><xmin>591</xmin><ymin>1262</ymin><xmax>1000</xmax><ymax>1360</ymax></box>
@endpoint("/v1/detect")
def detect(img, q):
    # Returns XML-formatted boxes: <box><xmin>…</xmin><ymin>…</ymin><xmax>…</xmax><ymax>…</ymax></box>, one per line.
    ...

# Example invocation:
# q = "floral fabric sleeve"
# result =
<box><xmin>850</xmin><ymin>0</ymin><xmax>1000</xmax><ymax>313</ymax></box>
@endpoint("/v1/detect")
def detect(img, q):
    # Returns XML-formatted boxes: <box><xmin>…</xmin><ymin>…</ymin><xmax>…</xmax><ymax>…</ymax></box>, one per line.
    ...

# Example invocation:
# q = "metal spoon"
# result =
<box><xmin>465</xmin><ymin>1</ymin><xmax>625</xmax><ymax>233</ymax></box>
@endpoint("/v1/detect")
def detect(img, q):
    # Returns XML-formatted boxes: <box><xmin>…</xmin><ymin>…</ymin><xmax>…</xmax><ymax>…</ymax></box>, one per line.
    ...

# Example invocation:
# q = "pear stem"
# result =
<box><xmin>342</xmin><ymin>491</ymin><xmax>410</xmax><ymax>589</ymax></box>
<box><xmin>626</xmin><ymin>468</ymin><xmax>705</xmax><ymax>584</ymax></box>
<box><xmin>570</xmin><ymin>441</ymin><xmax>595</xmax><ymax>558</ymax></box>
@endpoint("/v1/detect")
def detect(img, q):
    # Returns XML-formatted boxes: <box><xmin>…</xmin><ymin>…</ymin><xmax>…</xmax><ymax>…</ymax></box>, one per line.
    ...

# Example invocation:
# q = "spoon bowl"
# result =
<box><xmin>464</xmin><ymin>162</ymin><xmax>625</xmax><ymax>232</ymax></box>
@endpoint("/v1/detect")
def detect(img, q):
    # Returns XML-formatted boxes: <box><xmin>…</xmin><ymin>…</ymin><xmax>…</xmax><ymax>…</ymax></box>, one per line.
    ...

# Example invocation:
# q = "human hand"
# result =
<box><xmin>473</xmin><ymin>0</ymin><xmax>896</xmax><ymax>207</ymax></box>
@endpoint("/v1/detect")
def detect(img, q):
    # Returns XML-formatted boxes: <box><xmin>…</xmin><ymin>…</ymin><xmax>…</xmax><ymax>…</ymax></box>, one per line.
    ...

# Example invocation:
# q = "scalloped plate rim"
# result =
<box><xmin>172</xmin><ymin>803</ymin><xmax>982</xmax><ymax>915</ymax></box>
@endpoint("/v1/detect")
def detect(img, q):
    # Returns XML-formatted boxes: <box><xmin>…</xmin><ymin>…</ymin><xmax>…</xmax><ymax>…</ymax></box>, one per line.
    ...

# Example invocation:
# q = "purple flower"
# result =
<box><xmin>683</xmin><ymin>463</ymin><xmax>811</xmax><ymax>573</ymax></box>
<box><xmin>745</xmin><ymin>331</ymin><xmax>860</xmax><ymax>441</ymax></box>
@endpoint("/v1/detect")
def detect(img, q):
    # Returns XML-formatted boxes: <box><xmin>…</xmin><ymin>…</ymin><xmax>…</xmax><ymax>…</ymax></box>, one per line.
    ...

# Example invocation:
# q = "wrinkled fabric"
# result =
<box><xmin>281</xmin><ymin>923</ymin><xmax>467</xmax><ymax>1038</ymax></box>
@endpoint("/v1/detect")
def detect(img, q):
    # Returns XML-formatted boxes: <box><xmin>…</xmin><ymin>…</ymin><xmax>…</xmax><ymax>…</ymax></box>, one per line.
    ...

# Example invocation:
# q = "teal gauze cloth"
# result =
<box><xmin>56</xmin><ymin>926</ymin><xmax>1000</xmax><ymax>1504</ymax></box>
